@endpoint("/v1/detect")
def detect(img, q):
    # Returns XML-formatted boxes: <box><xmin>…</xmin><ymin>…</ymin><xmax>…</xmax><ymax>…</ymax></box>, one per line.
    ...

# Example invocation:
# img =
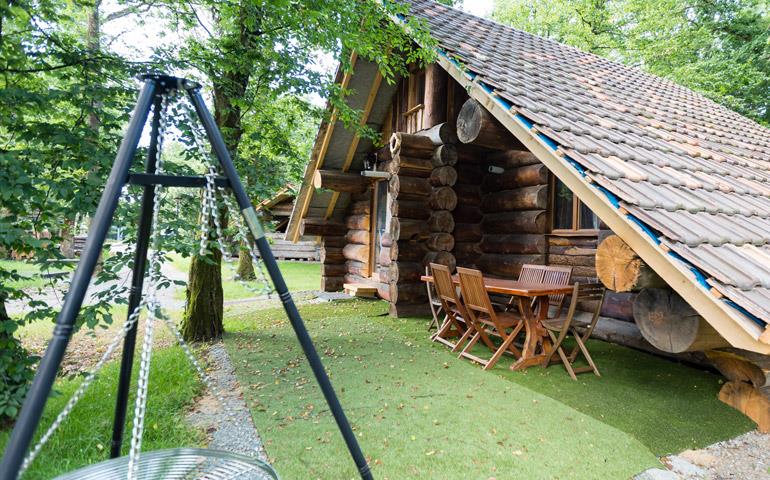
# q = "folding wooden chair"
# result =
<box><xmin>541</xmin><ymin>283</ymin><xmax>606</xmax><ymax>380</ymax></box>
<box><xmin>456</xmin><ymin>267</ymin><xmax>524</xmax><ymax>370</ymax></box>
<box><xmin>425</xmin><ymin>265</ymin><xmax>444</xmax><ymax>331</ymax></box>
<box><xmin>542</xmin><ymin>265</ymin><xmax>572</xmax><ymax>318</ymax></box>
<box><xmin>496</xmin><ymin>264</ymin><xmax>546</xmax><ymax>311</ymax></box>
<box><xmin>430</xmin><ymin>263</ymin><xmax>469</xmax><ymax>351</ymax></box>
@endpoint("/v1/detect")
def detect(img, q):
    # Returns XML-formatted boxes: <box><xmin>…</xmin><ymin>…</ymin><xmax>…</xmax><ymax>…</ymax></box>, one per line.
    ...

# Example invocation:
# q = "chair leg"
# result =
<box><xmin>543</xmin><ymin>330</ymin><xmax>577</xmax><ymax>380</ymax></box>
<box><xmin>572</xmin><ymin>328</ymin><xmax>601</xmax><ymax>377</ymax></box>
<box><xmin>451</xmin><ymin>325</ymin><xmax>474</xmax><ymax>352</ymax></box>
<box><xmin>430</xmin><ymin>314</ymin><xmax>450</xmax><ymax>342</ymax></box>
<box><xmin>483</xmin><ymin>330</ymin><xmax>518</xmax><ymax>371</ymax></box>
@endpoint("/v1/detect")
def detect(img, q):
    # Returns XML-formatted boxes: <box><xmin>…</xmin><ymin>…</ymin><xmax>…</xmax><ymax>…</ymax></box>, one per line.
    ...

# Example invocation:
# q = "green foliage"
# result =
<box><xmin>0</xmin><ymin>309</ymin><xmax>37</xmax><ymax>425</ymax></box>
<box><xmin>492</xmin><ymin>0</ymin><xmax>770</xmax><ymax>125</ymax></box>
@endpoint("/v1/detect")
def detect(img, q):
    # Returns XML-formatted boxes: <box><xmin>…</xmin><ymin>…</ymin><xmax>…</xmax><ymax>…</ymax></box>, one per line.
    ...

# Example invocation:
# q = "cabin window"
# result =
<box><xmin>552</xmin><ymin>177</ymin><xmax>599</xmax><ymax>233</ymax></box>
<box><xmin>370</xmin><ymin>180</ymin><xmax>390</xmax><ymax>277</ymax></box>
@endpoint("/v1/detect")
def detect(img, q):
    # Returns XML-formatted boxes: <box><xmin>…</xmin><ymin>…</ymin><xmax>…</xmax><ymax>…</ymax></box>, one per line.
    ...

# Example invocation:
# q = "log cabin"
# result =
<box><xmin>286</xmin><ymin>1</ymin><xmax>770</xmax><ymax>428</ymax></box>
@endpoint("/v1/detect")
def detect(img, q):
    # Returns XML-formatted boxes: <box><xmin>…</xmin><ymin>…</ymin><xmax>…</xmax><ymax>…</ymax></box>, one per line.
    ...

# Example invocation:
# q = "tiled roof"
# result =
<box><xmin>406</xmin><ymin>0</ymin><xmax>770</xmax><ymax>325</ymax></box>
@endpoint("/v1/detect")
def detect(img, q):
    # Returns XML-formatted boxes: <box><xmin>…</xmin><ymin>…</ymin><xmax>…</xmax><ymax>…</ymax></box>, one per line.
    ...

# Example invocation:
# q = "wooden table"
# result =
<box><xmin>421</xmin><ymin>275</ymin><xmax>574</xmax><ymax>371</ymax></box>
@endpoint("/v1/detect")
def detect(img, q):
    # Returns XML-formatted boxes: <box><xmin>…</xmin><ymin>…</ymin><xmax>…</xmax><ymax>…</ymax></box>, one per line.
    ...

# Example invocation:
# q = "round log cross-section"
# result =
<box><xmin>633</xmin><ymin>288</ymin><xmax>730</xmax><ymax>353</ymax></box>
<box><xmin>596</xmin><ymin>235</ymin><xmax>666</xmax><ymax>292</ymax></box>
<box><xmin>456</xmin><ymin>99</ymin><xmax>518</xmax><ymax>150</ymax></box>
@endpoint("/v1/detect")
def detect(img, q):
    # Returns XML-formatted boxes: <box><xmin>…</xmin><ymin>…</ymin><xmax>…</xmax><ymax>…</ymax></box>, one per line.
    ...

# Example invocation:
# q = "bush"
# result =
<box><xmin>0</xmin><ymin>317</ymin><xmax>36</xmax><ymax>426</ymax></box>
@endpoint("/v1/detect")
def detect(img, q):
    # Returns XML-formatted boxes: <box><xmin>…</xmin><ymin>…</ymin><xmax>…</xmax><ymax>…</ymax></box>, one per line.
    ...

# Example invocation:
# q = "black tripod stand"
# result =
<box><xmin>0</xmin><ymin>74</ymin><xmax>372</xmax><ymax>480</ymax></box>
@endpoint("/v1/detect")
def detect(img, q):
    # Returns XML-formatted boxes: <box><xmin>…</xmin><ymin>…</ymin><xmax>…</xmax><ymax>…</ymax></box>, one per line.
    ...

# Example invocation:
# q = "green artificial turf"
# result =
<box><xmin>0</xmin><ymin>347</ymin><xmax>204</xmax><ymax>480</ymax></box>
<box><xmin>224</xmin><ymin>300</ymin><xmax>667</xmax><ymax>480</ymax></box>
<box><xmin>169</xmin><ymin>254</ymin><xmax>320</xmax><ymax>300</ymax></box>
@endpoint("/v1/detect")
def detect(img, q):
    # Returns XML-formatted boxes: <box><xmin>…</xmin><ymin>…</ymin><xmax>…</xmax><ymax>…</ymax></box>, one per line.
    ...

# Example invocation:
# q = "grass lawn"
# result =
<box><xmin>0</xmin><ymin>259</ymin><xmax>71</xmax><ymax>290</ymax></box>
<box><xmin>0</xmin><ymin>347</ymin><xmax>204</xmax><ymax>480</ymax></box>
<box><xmin>169</xmin><ymin>253</ymin><xmax>320</xmax><ymax>300</ymax></box>
<box><xmin>222</xmin><ymin>299</ymin><xmax>754</xmax><ymax>479</ymax></box>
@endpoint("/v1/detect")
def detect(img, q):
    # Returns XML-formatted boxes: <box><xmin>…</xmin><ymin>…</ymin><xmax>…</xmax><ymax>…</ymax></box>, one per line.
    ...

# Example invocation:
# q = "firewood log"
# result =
<box><xmin>596</xmin><ymin>235</ymin><xmax>666</xmax><ymax>292</ymax></box>
<box><xmin>457</xmin><ymin>98</ymin><xmax>522</xmax><ymax>150</ymax></box>
<box><xmin>633</xmin><ymin>288</ymin><xmax>729</xmax><ymax>352</ymax></box>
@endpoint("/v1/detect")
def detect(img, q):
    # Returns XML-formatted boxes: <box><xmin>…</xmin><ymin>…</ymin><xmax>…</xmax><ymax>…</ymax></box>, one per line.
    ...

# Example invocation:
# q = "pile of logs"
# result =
<box><xmin>387</xmin><ymin>128</ymin><xmax>458</xmax><ymax>315</ymax></box>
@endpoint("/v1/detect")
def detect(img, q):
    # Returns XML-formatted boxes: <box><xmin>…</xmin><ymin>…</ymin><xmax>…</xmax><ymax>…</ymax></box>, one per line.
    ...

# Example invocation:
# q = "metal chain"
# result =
<box><xmin>183</xmin><ymin>97</ymin><xmax>273</xmax><ymax>298</ymax></box>
<box><xmin>127</xmin><ymin>90</ymin><xmax>174</xmax><ymax>480</ymax></box>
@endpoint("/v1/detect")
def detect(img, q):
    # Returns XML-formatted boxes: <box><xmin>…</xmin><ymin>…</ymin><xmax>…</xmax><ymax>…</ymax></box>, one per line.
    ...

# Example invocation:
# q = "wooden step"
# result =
<box><xmin>343</xmin><ymin>283</ymin><xmax>378</xmax><ymax>298</ymax></box>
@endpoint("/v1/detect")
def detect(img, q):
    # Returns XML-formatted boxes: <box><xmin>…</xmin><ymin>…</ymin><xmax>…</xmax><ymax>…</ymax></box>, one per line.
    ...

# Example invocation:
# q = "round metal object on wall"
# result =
<box><xmin>53</xmin><ymin>448</ymin><xmax>279</xmax><ymax>480</ymax></box>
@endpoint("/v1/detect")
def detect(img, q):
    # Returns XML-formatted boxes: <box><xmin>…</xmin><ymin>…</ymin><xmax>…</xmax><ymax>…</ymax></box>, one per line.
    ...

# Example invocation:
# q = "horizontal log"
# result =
<box><xmin>487</xmin><ymin>149</ymin><xmax>540</xmax><ymax>169</ymax></box>
<box><xmin>391</xmin><ymin>198</ymin><xmax>430</xmax><ymax>220</ymax></box>
<box><xmin>481</xmin><ymin>185</ymin><xmax>548</xmax><ymax>212</ymax></box>
<box><xmin>389</xmin><ymin>261</ymin><xmax>425</xmax><ymax>283</ymax></box>
<box><xmin>548</xmin><ymin>235</ymin><xmax>599</xmax><ymax>248</ymax></box>
<box><xmin>415</xmin><ymin>122</ymin><xmax>458</xmax><ymax>145</ymax></box>
<box><xmin>322</xmin><ymin>235</ymin><xmax>346</xmax><ymax>248</ymax></box>
<box><xmin>423</xmin><ymin>251</ymin><xmax>456</xmax><ymax>272</ymax></box>
<box><xmin>342</xmin><ymin>244</ymin><xmax>369</xmax><ymax>264</ymax></box>
<box><xmin>345</xmin><ymin>260</ymin><xmax>368</xmax><ymax>277</ymax></box>
<box><xmin>600</xmin><ymin>292</ymin><xmax>636</xmax><ymax>322</ymax></box>
<box><xmin>390</xmin><ymin>174</ymin><xmax>431</xmax><ymax>197</ymax></box>
<box><xmin>390</xmin><ymin>132</ymin><xmax>436</xmax><ymax>158</ymax></box>
<box><xmin>302</xmin><ymin>218</ymin><xmax>345</xmax><ymax>236</ymax></box>
<box><xmin>375</xmin><ymin>145</ymin><xmax>392</xmax><ymax>163</ymax></box>
<box><xmin>548</xmin><ymin>254</ymin><xmax>595</xmax><ymax>268</ymax></box>
<box><xmin>429</xmin><ymin>187</ymin><xmax>458</xmax><ymax>210</ymax></box>
<box><xmin>323</xmin><ymin>263</ymin><xmax>347</xmax><ymax>277</ymax></box>
<box><xmin>453</xmin><ymin>241</ymin><xmax>483</xmax><ymax>259</ymax></box>
<box><xmin>455</xmin><ymin>163</ymin><xmax>484</xmax><ymax>185</ymax></box>
<box><xmin>429</xmin><ymin>166</ymin><xmax>458</xmax><ymax>187</ymax></box>
<box><xmin>477</xmin><ymin>254</ymin><xmax>545</xmax><ymax>278</ymax></box>
<box><xmin>453</xmin><ymin>223</ymin><xmax>483</xmax><ymax>242</ymax></box>
<box><xmin>391</xmin><ymin>217</ymin><xmax>430</xmax><ymax>241</ymax></box>
<box><xmin>378</xmin><ymin>246</ymin><xmax>392</xmax><ymax>266</ymax></box>
<box><xmin>452</xmin><ymin>205</ymin><xmax>483</xmax><ymax>223</ymax></box>
<box><xmin>426</xmin><ymin>233</ymin><xmax>455</xmax><ymax>252</ymax></box>
<box><xmin>391</xmin><ymin>154</ymin><xmax>433</xmax><ymax>177</ymax></box>
<box><xmin>377</xmin><ymin>281</ymin><xmax>391</xmax><ymax>301</ymax></box>
<box><xmin>321</xmin><ymin>275</ymin><xmax>344</xmax><ymax>292</ymax></box>
<box><xmin>481</xmin><ymin>210</ymin><xmax>548</xmax><ymax>234</ymax></box>
<box><xmin>391</xmin><ymin>240</ymin><xmax>429</xmax><ymax>262</ymax></box>
<box><xmin>482</xmin><ymin>163</ymin><xmax>548</xmax><ymax>192</ymax></box>
<box><xmin>548</xmin><ymin>245</ymin><xmax>598</xmax><ymax>256</ymax></box>
<box><xmin>320</xmin><ymin>247</ymin><xmax>344</xmax><ymax>264</ymax></box>
<box><xmin>389</xmin><ymin>281</ymin><xmax>428</xmax><ymax>304</ymax></box>
<box><xmin>455</xmin><ymin>144</ymin><xmax>493</xmax><ymax>164</ymax></box>
<box><xmin>480</xmin><ymin>234</ymin><xmax>546</xmax><ymax>255</ymax></box>
<box><xmin>346</xmin><ymin>229</ymin><xmax>370</xmax><ymax>245</ymax></box>
<box><xmin>313</xmin><ymin>169</ymin><xmax>368</xmax><ymax>193</ymax></box>
<box><xmin>428</xmin><ymin>210</ymin><xmax>455</xmax><ymax>233</ymax></box>
<box><xmin>348</xmin><ymin>199</ymin><xmax>371</xmax><ymax>216</ymax></box>
<box><xmin>453</xmin><ymin>183</ymin><xmax>481</xmax><ymax>206</ymax></box>
<box><xmin>457</xmin><ymin>98</ymin><xmax>522</xmax><ymax>150</ymax></box>
<box><xmin>381</xmin><ymin>232</ymin><xmax>393</xmax><ymax>248</ymax></box>
<box><xmin>346</xmin><ymin>213</ymin><xmax>370</xmax><ymax>231</ymax></box>
<box><xmin>634</xmin><ymin>288</ymin><xmax>729</xmax><ymax>353</ymax></box>
<box><xmin>596</xmin><ymin>235</ymin><xmax>666</xmax><ymax>292</ymax></box>
<box><xmin>431</xmin><ymin>144</ymin><xmax>458</xmax><ymax>167</ymax></box>
<box><xmin>718</xmin><ymin>381</ymin><xmax>770</xmax><ymax>433</ymax></box>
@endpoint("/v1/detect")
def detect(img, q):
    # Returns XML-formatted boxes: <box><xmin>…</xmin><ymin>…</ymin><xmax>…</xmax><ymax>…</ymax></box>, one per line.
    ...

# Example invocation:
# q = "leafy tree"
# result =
<box><xmin>159</xmin><ymin>0</ymin><xmax>437</xmax><ymax>340</ymax></box>
<box><xmin>0</xmin><ymin>0</ymin><xmax>150</xmax><ymax>423</ymax></box>
<box><xmin>492</xmin><ymin>0</ymin><xmax>769</xmax><ymax>124</ymax></box>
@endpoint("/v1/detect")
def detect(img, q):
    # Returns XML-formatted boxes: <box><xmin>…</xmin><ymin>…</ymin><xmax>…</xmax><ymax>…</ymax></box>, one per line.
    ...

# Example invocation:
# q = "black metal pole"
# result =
<box><xmin>0</xmin><ymin>79</ymin><xmax>157</xmax><ymax>480</ymax></box>
<box><xmin>187</xmin><ymin>88</ymin><xmax>373</xmax><ymax>480</ymax></box>
<box><xmin>109</xmin><ymin>93</ymin><xmax>164</xmax><ymax>458</ymax></box>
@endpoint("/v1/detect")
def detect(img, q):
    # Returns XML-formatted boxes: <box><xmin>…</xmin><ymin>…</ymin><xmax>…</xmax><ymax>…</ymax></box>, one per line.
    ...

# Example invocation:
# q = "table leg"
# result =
<box><xmin>510</xmin><ymin>296</ymin><xmax>550</xmax><ymax>371</ymax></box>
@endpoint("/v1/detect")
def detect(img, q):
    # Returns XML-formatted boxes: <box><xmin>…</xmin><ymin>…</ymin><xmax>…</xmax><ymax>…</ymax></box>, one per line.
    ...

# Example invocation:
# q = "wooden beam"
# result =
<box><xmin>324</xmin><ymin>70</ymin><xmax>384</xmax><ymax>220</ymax></box>
<box><xmin>289</xmin><ymin>51</ymin><xmax>358</xmax><ymax>242</ymax></box>
<box><xmin>434</xmin><ymin>54</ymin><xmax>769</xmax><ymax>354</ymax></box>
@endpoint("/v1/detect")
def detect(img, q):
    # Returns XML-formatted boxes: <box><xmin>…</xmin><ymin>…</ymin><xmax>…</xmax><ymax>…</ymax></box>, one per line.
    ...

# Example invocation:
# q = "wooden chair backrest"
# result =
<box><xmin>456</xmin><ymin>267</ymin><xmax>497</xmax><ymax>322</ymax></box>
<box><xmin>542</xmin><ymin>265</ymin><xmax>573</xmax><ymax>307</ymax></box>
<box><xmin>518</xmin><ymin>264</ymin><xmax>546</xmax><ymax>284</ymax></box>
<box><xmin>431</xmin><ymin>263</ymin><xmax>462</xmax><ymax>310</ymax></box>
<box><xmin>425</xmin><ymin>265</ymin><xmax>441</xmax><ymax>306</ymax></box>
<box><xmin>559</xmin><ymin>282</ymin><xmax>606</xmax><ymax>338</ymax></box>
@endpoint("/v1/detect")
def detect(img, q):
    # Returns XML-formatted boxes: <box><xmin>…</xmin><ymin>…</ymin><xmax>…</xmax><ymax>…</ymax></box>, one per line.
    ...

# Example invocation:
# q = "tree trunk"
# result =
<box><xmin>456</xmin><ymin>98</ymin><xmax>521</xmax><ymax>150</ymax></box>
<box><xmin>181</xmin><ymin>249</ymin><xmax>224</xmax><ymax>341</ymax></box>
<box><xmin>422</xmin><ymin>63</ymin><xmax>448</xmax><ymax>128</ymax></box>
<box><xmin>236</xmin><ymin>246</ymin><xmax>255</xmax><ymax>280</ymax></box>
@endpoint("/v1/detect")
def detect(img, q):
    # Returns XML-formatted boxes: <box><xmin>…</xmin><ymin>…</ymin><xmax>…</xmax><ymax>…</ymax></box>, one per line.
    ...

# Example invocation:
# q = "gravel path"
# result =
<box><xmin>187</xmin><ymin>342</ymin><xmax>274</xmax><ymax>477</ymax></box>
<box><xmin>636</xmin><ymin>430</ymin><xmax>770</xmax><ymax>479</ymax></box>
